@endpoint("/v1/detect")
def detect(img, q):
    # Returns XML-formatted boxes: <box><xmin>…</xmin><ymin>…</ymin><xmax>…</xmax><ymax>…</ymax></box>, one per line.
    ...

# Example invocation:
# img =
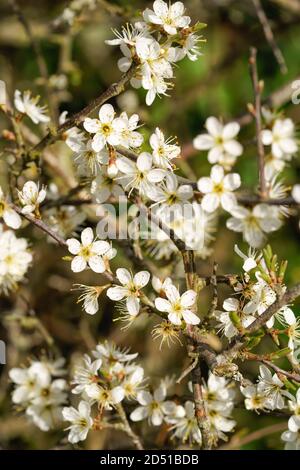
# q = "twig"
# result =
<box><xmin>252</xmin><ymin>0</ymin><xmax>287</xmax><ymax>74</ymax></box>
<box><xmin>115</xmin><ymin>403</ymin><xmax>144</xmax><ymax>450</ymax></box>
<box><xmin>249</xmin><ymin>47</ymin><xmax>267</xmax><ymax>198</ymax></box>
<box><xmin>12</xmin><ymin>204</ymin><xmax>67</xmax><ymax>246</ymax></box>
<box><xmin>219</xmin><ymin>421</ymin><xmax>287</xmax><ymax>450</ymax></box>
<box><xmin>206</xmin><ymin>262</ymin><xmax>218</xmax><ymax>318</ymax></box>
<box><xmin>176</xmin><ymin>354</ymin><xmax>199</xmax><ymax>384</ymax></box>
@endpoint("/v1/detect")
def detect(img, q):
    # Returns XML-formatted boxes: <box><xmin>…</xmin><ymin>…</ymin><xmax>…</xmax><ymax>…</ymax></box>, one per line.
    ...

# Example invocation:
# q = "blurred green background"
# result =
<box><xmin>0</xmin><ymin>0</ymin><xmax>299</xmax><ymax>450</ymax></box>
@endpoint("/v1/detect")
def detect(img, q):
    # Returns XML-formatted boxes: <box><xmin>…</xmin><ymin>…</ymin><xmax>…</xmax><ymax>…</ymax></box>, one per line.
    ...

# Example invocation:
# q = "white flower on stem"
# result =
<box><xmin>243</xmin><ymin>274</ymin><xmax>276</xmax><ymax>326</ymax></box>
<box><xmin>14</xmin><ymin>90</ymin><xmax>50</xmax><ymax>124</ymax></box>
<box><xmin>66</xmin><ymin>227</ymin><xmax>111</xmax><ymax>273</ymax></box>
<box><xmin>202</xmin><ymin>373</ymin><xmax>236</xmax><ymax>407</ymax></box>
<box><xmin>130</xmin><ymin>384</ymin><xmax>176</xmax><ymax>426</ymax></box>
<box><xmin>155</xmin><ymin>283</ymin><xmax>199</xmax><ymax>325</ymax></box>
<box><xmin>197</xmin><ymin>165</ymin><xmax>241</xmax><ymax>213</ymax></box>
<box><xmin>120</xmin><ymin>366</ymin><xmax>145</xmax><ymax>400</ymax></box>
<box><xmin>193</xmin><ymin>117</ymin><xmax>243</xmax><ymax>166</ymax></box>
<box><xmin>261</xmin><ymin>118</ymin><xmax>298</xmax><ymax>159</ymax></box>
<box><xmin>62</xmin><ymin>401</ymin><xmax>93</xmax><ymax>444</ymax></box>
<box><xmin>149</xmin><ymin>128</ymin><xmax>180</xmax><ymax>169</ymax></box>
<box><xmin>143</xmin><ymin>1</ymin><xmax>191</xmax><ymax>35</ymax></box>
<box><xmin>234</xmin><ymin>244</ymin><xmax>259</xmax><ymax>272</ymax></box>
<box><xmin>85</xmin><ymin>383</ymin><xmax>124</xmax><ymax>409</ymax></box>
<box><xmin>116</xmin><ymin>153</ymin><xmax>165</xmax><ymax>196</ymax></box>
<box><xmin>169</xmin><ymin>401</ymin><xmax>202</xmax><ymax>445</ymax></box>
<box><xmin>0</xmin><ymin>187</ymin><xmax>21</xmax><ymax>229</ymax></box>
<box><xmin>149</xmin><ymin>173</ymin><xmax>193</xmax><ymax>209</ymax></box>
<box><xmin>257</xmin><ymin>365</ymin><xmax>293</xmax><ymax>410</ymax></box>
<box><xmin>226</xmin><ymin>204</ymin><xmax>282</xmax><ymax>248</ymax></box>
<box><xmin>65</xmin><ymin>127</ymin><xmax>109</xmax><ymax>176</ymax></box>
<box><xmin>240</xmin><ymin>384</ymin><xmax>268</xmax><ymax>411</ymax></box>
<box><xmin>72</xmin><ymin>354</ymin><xmax>102</xmax><ymax>395</ymax></box>
<box><xmin>91</xmin><ymin>169</ymin><xmax>124</xmax><ymax>204</ymax></box>
<box><xmin>107</xmin><ymin>268</ymin><xmax>150</xmax><ymax>316</ymax></box>
<box><xmin>83</xmin><ymin>104</ymin><xmax>125</xmax><ymax>152</ymax></box>
<box><xmin>214</xmin><ymin>297</ymin><xmax>256</xmax><ymax>340</ymax></box>
<box><xmin>74</xmin><ymin>284</ymin><xmax>110</xmax><ymax>316</ymax></box>
<box><xmin>17</xmin><ymin>181</ymin><xmax>47</xmax><ymax>215</ymax></box>
<box><xmin>118</xmin><ymin>112</ymin><xmax>144</xmax><ymax>148</ymax></box>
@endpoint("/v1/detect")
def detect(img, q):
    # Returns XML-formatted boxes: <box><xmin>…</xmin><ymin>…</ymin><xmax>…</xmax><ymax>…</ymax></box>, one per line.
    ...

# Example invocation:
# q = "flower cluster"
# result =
<box><xmin>9</xmin><ymin>358</ymin><xmax>67</xmax><ymax>431</ymax></box>
<box><xmin>106</xmin><ymin>0</ymin><xmax>205</xmax><ymax>105</ymax></box>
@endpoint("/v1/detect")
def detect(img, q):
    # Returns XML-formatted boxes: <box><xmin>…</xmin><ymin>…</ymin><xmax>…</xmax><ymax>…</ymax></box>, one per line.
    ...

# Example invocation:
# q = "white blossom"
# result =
<box><xmin>149</xmin><ymin>127</ymin><xmax>180</xmax><ymax>169</ymax></box>
<box><xmin>143</xmin><ymin>1</ymin><xmax>191</xmax><ymax>35</ymax></box>
<box><xmin>226</xmin><ymin>204</ymin><xmax>282</xmax><ymax>248</ymax></box>
<box><xmin>261</xmin><ymin>118</ymin><xmax>298</xmax><ymax>160</ymax></box>
<box><xmin>17</xmin><ymin>181</ymin><xmax>46</xmax><ymax>215</ymax></box>
<box><xmin>130</xmin><ymin>384</ymin><xmax>176</xmax><ymax>426</ymax></box>
<box><xmin>62</xmin><ymin>401</ymin><xmax>93</xmax><ymax>444</ymax></box>
<box><xmin>14</xmin><ymin>89</ymin><xmax>50</xmax><ymax>124</ymax></box>
<box><xmin>155</xmin><ymin>283</ymin><xmax>199</xmax><ymax>325</ymax></box>
<box><xmin>66</xmin><ymin>227</ymin><xmax>111</xmax><ymax>273</ymax></box>
<box><xmin>107</xmin><ymin>268</ymin><xmax>150</xmax><ymax>316</ymax></box>
<box><xmin>193</xmin><ymin>117</ymin><xmax>243</xmax><ymax>167</ymax></box>
<box><xmin>197</xmin><ymin>164</ymin><xmax>241</xmax><ymax>213</ymax></box>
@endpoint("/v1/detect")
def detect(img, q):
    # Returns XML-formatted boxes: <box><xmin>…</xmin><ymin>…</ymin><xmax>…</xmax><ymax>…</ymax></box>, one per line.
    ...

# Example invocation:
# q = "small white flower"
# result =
<box><xmin>149</xmin><ymin>128</ymin><xmax>180</xmax><ymax>169</ymax></box>
<box><xmin>118</xmin><ymin>111</ymin><xmax>144</xmax><ymax>149</ymax></box>
<box><xmin>234</xmin><ymin>244</ymin><xmax>259</xmax><ymax>272</ymax></box>
<box><xmin>169</xmin><ymin>401</ymin><xmax>202</xmax><ymax>445</ymax></box>
<box><xmin>17</xmin><ymin>181</ymin><xmax>46</xmax><ymax>215</ymax></box>
<box><xmin>9</xmin><ymin>363</ymin><xmax>50</xmax><ymax>404</ymax></box>
<box><xmin>130</xmin><ymin>384</ymin><xmax>176</xmax><ymax>426</ymax></box>
<box><xmin>72</xmin><ymin>354</ymin><xmax>102</xmax><ymax>395</ymax></box>
<box><xmin>0</xmin><ymin>187</ymin><xmax>21</xmax><ymax>229</ymax></box>
<box><xmin>193</xmin><ymin>117</ymin><xmax>243</xmax><ymax>166</ymax></box>
<box><xmin>261</xmin><ymin>118</ymin><xmax>298</xmax><ymax>159</ymax></box>
<box><xmin>107</xmin><ymin>268</ymin><xmax>150</xmax><ymax>316</ymax></box>
<box><xmin>85</xmin><ymin>383</ymin><xmax>124</xmax><ymax>408</ymax></box>
<box><xmin>240</xmin><ymin>384</ymin><xmax>268</xmax><ymax>411</ymax></box>
<box><xmin>66</xmin><ymin>227</ymin><xmax>111</xmax><ymax>273</ymax></box>
<box><xmin>257</xmin><ymin>365</ymin><xmax>292</xmax><ymax>410</ymax></box>
<box><xmin>83</xmin><ymin>103</ymin><xmax>125</xmax><ymax>152</ymax></box>
<box><xmin>62</xmin><ymin>401</ymin><xmax>93</xmax><ymax>444</ymax></box>
<box><xmin>149</xmin><ymin>173</ymin><xmax>193</xmax><ymax>209</ymax></box>
<box><xmin>197</xmin><ymin>165</ymin><xmax>241</xmax><ymax>213</ymax></box>
<box><xmin>14</xmin><ymin>90</ymin><xmax>50</xmax><ymax>124</ymax></box>
<box><xmin>93</xmin><ymin>340</ymin><xmax>138</xmax><ymax>367</ymax></box>
<box><xmin>155</xmin><ymin>283</ymin><xmax>199</xmax><ymax>325</ymax></box>
<box><xmin>116</xmin><ymin>152</ymin><xmax>165</xmax><ymax>196</ymax></box>
<box><xmin>214</xmin><ymin>297</ymin><xmax>256</xmax><ymax>339</ymax></box>
<box><xmin>143</xmin><ymin>0</ymin><xmax>191</xmax><ymax>35</ymax></box>
<box><xmin>226</xmin><ymin>204</ymin><xmax>282</xmax><ymax>248</ymax></box>
<box><xmin>120</xmin><ymin>366</ymin><xmax>145</xmax><ymax>400</ymax></box>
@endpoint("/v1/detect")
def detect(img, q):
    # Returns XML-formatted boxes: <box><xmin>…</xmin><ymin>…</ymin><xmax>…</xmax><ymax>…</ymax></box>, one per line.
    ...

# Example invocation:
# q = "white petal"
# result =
<box><xmin>71</xmin><ymin>256</ymin><xmax>87</xmax><ymax>272</ymax></box>
<box><xmin>182</xmin><ymin>310</ymin><xmax>200</xmax><ymax>325</ymax></box>
<box><xmin>81</xmin><ymin>227</ymin><xmax>94</xmax><ymax>246</ymax></box>
<box><xmin>223</xmin><ymin>173</ymin><xmax>241</xmax><ymax>191</ymax></box>
<box><xmin>3</xmin><ymin>208</ymin><xmax>22</xmax><ymax>229</ymax></box>
<box><xmin>222</xmin><ymin>122</ymin><xmax>240</xmax><ymax>139</ymax></box>
<box><xmin>206</xmin><ymin>117</ymin><xmax>223</xmax><ymax>137</ymax></box>
<box><xmin>197</xmin><ymin>177</ymin><xmax>213</xmax><ymax>194</ymax></box>
<box><xmin>107</xmin><ymin>286</ymin><xmax>127</xmax><ymax>301</ymax></box>
<box><xmin>66</xmin><ymin>238</ymin><xmax>81</xmax><ymax>255</ymax></box>
<box><xmin>155</xmin><ymin>297</ymin><xmax>171</xmax><ymax>312</ymax></box>
<box><xmin>88</xmin><ymin>256</ymin><xmax>106</xmax><ymax>273</ymax></box>
<box><xmin>133</xmin><ymin>270</ymin><xmax>150</xmax><ymax>288</ymax></box>
<box><xmin>116</xmin><ymin>268</ymin><xmax>132</xmax><ymax>286</ymax></box>
<box><xmin>126</xmin><ymin>296</ymin><xmax>140</xmax><ymax>316</ymax></box>
<box><xmin>180</xmin><ymin>290</ymin><xmax>197</xmax><ymax>308</ymax></box>
<box><xmin>99</xmin><ymin>103</ymin><xmax>115</xmax><ymax>123</ymax></box>
<box><xmin>201</xmin><ymin>193</ymin><xmax>220</xmax><ymax>212</ymax></box>
<box><xmin>193</xmin><ymin>134</ymin><xmax>214</xmax><ymax>150</ymax></box>
<box><xmin>210</xmin><ymin>165</ymin><xmax>224</xmax><ymax>184</ymax></box>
